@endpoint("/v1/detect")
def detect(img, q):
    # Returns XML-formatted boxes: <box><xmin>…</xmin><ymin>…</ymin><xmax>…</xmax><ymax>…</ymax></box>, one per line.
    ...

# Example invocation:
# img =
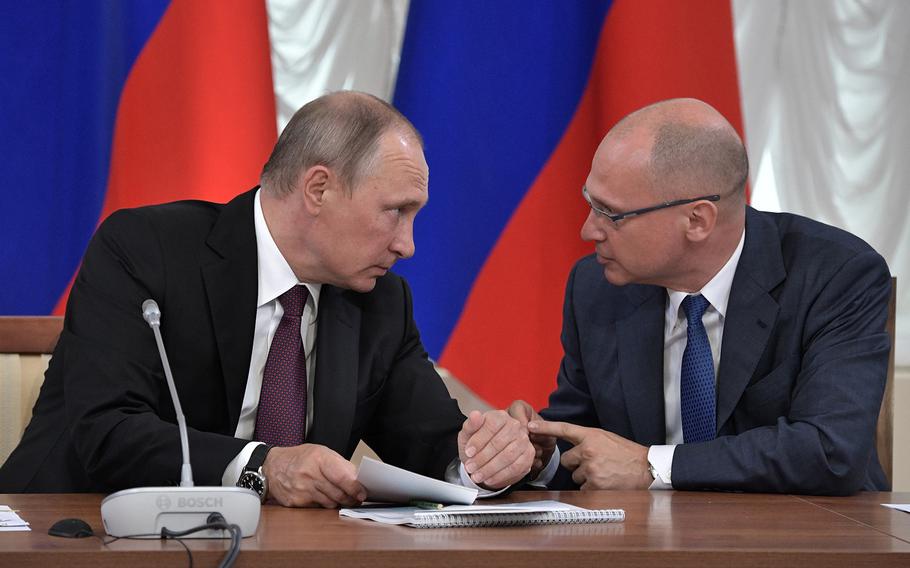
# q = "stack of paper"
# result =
<box><xmin>344</xmin><ymin>459</ymin><xmax>625</xmax><ymax>529</ymax></box>
<box><xmin>0</xmin><ymin>505</ymin><xmax>30</xmax><ymax>532</ymax></box>
<box><xmin>340</xmin><ymin>500</ymin><xmax>625</xmax><ymax>528</ymax></box>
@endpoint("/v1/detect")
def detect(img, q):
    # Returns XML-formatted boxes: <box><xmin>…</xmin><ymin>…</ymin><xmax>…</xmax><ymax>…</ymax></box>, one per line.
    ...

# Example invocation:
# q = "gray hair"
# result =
<box><xmin>650</xmin><ymin>122</ymin><xmax>749</xmax><ymax>199</ymax></box>
<box><xmin>260</xmin><ymin>91</ymin><xmax>422</xmax><ymax>195</ymax></box>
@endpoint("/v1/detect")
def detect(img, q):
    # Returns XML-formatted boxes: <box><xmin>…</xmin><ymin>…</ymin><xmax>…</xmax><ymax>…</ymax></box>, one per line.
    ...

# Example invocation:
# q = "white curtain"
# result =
<box><xmin>263</xmin><ymin>0</ymin><xmax>910</xmax><ymax>365</ymax></box>
<box><xmin>734</xmin><ymin>0</ymin><xmax>910</xmax><ymax>364</ymax></box>
<box><xmin>265</xmin><ymin>0</ymin><xmax>410</xmax><ymax>133</ymax></box>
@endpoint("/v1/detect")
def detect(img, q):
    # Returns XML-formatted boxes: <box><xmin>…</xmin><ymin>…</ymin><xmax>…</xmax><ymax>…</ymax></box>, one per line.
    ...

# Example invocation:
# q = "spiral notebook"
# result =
<box><xmin>340</xmin><ymin>500</ymin><xmax>624</xmax><ymax>528</ymax></box>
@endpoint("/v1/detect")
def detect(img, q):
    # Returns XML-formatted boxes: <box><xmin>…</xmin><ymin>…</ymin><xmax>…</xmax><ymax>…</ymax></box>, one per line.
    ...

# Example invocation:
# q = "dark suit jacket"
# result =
<box><xmin>0</xmin><ymin>189</ymin><xmax>464</xmax><ymax>492</ymax></box>
<box><xmin>541</xmin><ymin>207</ymin><xmax>891</xmax><ymax>495</ymax></box>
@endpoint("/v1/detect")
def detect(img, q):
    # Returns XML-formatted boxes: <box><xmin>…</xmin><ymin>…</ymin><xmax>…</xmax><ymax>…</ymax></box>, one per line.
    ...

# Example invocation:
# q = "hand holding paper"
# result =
<box><xmin>264</xmin><ymin>444</ymin><xmax>366</xmax><ymax>508</ymax></box>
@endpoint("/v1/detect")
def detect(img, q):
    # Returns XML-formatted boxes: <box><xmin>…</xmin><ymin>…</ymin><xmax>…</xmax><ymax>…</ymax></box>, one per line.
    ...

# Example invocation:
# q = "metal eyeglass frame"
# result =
<box><xmin>582</xmin><ymin>186</ymin><xmax>720</xmax><ymax>224</ymax></box>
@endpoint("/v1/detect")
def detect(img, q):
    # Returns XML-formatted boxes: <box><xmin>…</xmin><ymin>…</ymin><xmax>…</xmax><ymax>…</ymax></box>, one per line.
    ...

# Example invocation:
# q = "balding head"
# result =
<box><xmin>260</xmin><ymin>91</ymin><xmax>423</xmax><ymax>196</ymax></box>
<box><xmin>582</xmin><ymin>99</ymin><xmax>748</xmax><ymax>291</ymax></box>
<box><xmin>606</xmin><ymin>98</ymin><xmax>748</xmax><ymax>207</ymax></box>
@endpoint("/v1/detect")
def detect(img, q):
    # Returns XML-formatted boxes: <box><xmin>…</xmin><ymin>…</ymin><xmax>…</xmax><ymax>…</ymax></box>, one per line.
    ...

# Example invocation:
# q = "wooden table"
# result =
<box><xmin>801</xmin><ymin>491</ymin><xmax>910</xmax><ymax>543</ymax></box>
<box><xmin>2</xmin><ymin>491</ymin><xmax>909</xmax><ymax>567</ymax></box>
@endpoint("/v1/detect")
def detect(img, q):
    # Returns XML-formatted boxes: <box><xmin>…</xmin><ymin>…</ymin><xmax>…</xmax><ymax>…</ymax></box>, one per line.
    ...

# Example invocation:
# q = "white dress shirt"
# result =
<box><xmin>534</xmin><ymin>230</ymin><xmax>746</xmax><ymax>490</ymax></box>
<box><xmin>222</xmin><ymin>190</ymin><xmax>321</xmax><ymax>485</ymax></box>
<box><xmin>647</xmin><ymin>230</ymin><xmax>745</xmax><ymax>488</ymax></box>
<box><xmin>222</xmin><ymin>190</ymin><xmax>490</xmax><ymax>494</ymax></box>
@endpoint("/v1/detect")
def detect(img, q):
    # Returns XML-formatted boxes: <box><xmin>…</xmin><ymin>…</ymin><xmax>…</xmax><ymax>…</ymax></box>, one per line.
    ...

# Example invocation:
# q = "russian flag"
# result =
<box><xmin>2</xmin><ymin>1</ymin><xmax>743</xmax><ymax>411</ymax></box>
<box><xmin>393</xmin><ymin>0</ymin><xmax>744</xmax><ymax>409</ymax></box>
<box><xmin>0</xmin><ymin>1</ymin><xmax>277</xmax><ymax>315</ymax></box>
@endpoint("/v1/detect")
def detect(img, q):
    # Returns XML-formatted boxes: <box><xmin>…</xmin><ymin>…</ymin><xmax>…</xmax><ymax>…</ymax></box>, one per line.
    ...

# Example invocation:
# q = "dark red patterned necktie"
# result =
<box><xmin>254</xmin><ymin>285</ymin><xmax>308</xmax><ymax>447</ymax></box>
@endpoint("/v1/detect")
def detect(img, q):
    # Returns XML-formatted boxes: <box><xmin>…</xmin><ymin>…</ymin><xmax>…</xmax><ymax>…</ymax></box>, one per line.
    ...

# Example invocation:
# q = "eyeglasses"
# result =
<box><xmin>582</xmin><ymin>186</ymin><xmax>720</xmax><ymax>224</ymax></box>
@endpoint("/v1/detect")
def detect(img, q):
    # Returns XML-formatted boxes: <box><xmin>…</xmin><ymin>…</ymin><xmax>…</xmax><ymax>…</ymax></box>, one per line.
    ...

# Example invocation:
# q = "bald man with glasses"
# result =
<box><xmin>509</xmin><ymin>98</ymin><xmax>891</xmax><ymax>496</ymax></box>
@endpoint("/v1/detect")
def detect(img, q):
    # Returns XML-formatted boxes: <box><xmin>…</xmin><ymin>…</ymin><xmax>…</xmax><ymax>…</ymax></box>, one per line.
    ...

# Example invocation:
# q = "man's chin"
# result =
<box><xmin>340</xmin><ymin>267</ymin><xmax>393</xmax><ymax>293</ymax></box>
<box><xmin>347</xmin><ymin>277</ymin><xmax>379</xmax><ymax>293</ymax></box>
<box><xmin>602</xmin><ymin>265</ymin><xmax>633</xmax><ymax>287</ymax></box>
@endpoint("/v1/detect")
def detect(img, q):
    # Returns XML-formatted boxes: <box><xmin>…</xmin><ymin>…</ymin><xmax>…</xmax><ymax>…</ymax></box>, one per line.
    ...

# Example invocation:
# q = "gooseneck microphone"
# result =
<box><xmin>99</xmin><ymin>299</ymin><xmax>261</xmax><ymax>541</ymax></box>
<box><xmin>141</xmin><ymin>299</ymin><xmax>193</xmax><ymax>487</ymax></box>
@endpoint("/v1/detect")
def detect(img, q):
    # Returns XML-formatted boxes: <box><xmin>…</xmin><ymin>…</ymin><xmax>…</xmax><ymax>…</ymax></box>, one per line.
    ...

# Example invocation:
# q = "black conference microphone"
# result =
<box><xmin>100</xmin><ymin>299</ymin><xmax>261</xmax><ymax>539</ymax></box>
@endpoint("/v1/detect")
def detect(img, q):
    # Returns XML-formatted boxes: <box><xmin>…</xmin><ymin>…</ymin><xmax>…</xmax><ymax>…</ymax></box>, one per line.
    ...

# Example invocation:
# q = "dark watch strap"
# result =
<box><xmin>244</xmin><ymin>444</ymin><xmax>272</xmax><ymax>473</ymax></box>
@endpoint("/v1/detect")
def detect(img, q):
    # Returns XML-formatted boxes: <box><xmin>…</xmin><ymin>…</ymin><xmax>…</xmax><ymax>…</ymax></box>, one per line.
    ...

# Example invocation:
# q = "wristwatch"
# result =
<box><xmin>236</xmin><ymin>444</ymin><xmax>272</xmax><ymax>502</ymax></box>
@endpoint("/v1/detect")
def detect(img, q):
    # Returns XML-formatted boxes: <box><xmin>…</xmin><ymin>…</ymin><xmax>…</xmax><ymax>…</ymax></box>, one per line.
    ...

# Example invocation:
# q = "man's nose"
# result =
<box><xmin>581</xmin><ymin>210</ymin><xmax>606</xmax><ymax>242</ymax></box>
<box><xmin>391</xmin><ymin>223</ymin><xmax>416</xmax><ymax>259</ymax></box>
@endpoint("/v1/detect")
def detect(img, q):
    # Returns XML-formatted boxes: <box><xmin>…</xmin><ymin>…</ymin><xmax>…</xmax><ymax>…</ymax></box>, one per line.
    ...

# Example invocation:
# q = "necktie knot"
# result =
<box><xmin>278</xmin><ymin>285</ymin><xmax>308</xmax><ymax>318</ymax></box>
<box><xmin>681</xmin><ymin>294</ymin><xmax>710</xmax><ymax>324</ymax></box>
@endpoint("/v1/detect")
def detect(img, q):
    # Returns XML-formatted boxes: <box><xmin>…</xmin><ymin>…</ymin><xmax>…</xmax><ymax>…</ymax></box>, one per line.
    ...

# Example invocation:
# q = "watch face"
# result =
<box><xmin>238</xmin><ymin>472</ymin><xmax>266</xmax><ymax>498</ymax></box>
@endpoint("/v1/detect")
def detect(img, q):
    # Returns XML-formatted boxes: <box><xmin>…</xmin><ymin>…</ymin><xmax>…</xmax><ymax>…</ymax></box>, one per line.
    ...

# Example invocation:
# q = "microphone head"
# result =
<box><xmin>141</xmin><ymin>299</ymin><xmax>161</xmax><ymax>326</ymax></box>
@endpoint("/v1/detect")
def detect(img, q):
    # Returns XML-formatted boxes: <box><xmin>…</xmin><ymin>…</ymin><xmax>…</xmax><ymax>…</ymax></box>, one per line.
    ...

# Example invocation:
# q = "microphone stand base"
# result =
<box><xmin>101</xmin><ymin>486</ymin><xmax>261</xmax><ymax>538</ymax></box>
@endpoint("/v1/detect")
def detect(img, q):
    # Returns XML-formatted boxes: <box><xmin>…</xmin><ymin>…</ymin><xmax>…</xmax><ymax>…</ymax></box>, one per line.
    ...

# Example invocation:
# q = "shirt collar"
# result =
<box><xmin>666</xmin><ymin>228</ymin><xmax>746</xmax><ymax>322</ymax></box>
<box><xmin>254</xmin><ymin>189</ymin><xmax>321</xmax><ymax>318</ymax></box>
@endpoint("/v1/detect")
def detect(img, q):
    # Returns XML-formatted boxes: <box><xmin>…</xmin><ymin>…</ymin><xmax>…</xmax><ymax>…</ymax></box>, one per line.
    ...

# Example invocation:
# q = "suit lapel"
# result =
<box><xmin>616</xmin><ymin>285</ymin><xmax>666</xmax><ymax>445</ymax></box>
<box><xmin>308</xmin><ymin>286</ymin><xmax>360</xmax><ymax>453</ymax></box>
<box><xmin>201</xmin><ymin>190</ymin><xmax>259</xmax><ymax>429</ymax></box>
<box><xmin>715</xmin><ymin>208</ymin><xmax>786</xmax><ymax>430</ymax></box>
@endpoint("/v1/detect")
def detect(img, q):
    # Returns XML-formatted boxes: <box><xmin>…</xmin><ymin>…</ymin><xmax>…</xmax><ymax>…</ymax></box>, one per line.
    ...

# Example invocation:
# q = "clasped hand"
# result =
<box><xmin>458</xmin><ymin>409</ymin><xmax>535</xmax><ymax>489</ymax></box>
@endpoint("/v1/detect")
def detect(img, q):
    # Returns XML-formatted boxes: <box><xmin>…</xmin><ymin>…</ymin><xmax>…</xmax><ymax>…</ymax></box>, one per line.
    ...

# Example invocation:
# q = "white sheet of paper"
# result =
<box><xmin>356</xmin><ymin>457</ymin><xmax>478</xmax><ymax>505</ymax></box>
<box><xmin>881</xmin><ymin>503</ymin><xmax>910</xmax><ymax>514</ymax></box>
<box><xmin>0</xmin><ymin>506</ymin><xmax>31</xmax><ymax>532</ymax></box>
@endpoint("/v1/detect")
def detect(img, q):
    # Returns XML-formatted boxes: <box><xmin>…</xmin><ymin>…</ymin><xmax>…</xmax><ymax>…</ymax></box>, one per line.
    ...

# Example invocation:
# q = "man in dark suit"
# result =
<box><xmin>0</xmin><ymin>91</ymin><xmax>534</xmax><ymax>506</ymax></box>
<box><xmin>511</xmin><ymin>98</ymin><xmax>890</xmax><ymax>495</ymax></box>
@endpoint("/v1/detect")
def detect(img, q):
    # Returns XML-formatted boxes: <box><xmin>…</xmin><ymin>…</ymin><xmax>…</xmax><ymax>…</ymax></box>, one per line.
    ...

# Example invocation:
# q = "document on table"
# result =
<box><xmin>340</xmin><ymin>500</ymin><xmax>625</xmax><ymax>528</ymax></box>
<box><xmin>356</xmin><ymin>457</ymin><xmax>477</xmax><ymax>505</ymax></box>
<box><xmin>0</xmin><ymin>505</ymin><xmax>30</xmax><ymax>532</ymax></box>
<box><xmin>881</xmin><ymin>504</ymin><xmax>910</xmax><ymax>514</ymax></box>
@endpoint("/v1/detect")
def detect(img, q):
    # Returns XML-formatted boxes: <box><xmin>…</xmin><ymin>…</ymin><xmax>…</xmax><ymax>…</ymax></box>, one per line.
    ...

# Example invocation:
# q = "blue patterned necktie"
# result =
<box><xmin>680</xmin><ymin>294</ymin><xmax>716</xmax><ymax>443</ymax></box>
<box><xmin>254</xmin><ymin>285</ymin><xmax>308</xmax><ymax>447</ymax></box>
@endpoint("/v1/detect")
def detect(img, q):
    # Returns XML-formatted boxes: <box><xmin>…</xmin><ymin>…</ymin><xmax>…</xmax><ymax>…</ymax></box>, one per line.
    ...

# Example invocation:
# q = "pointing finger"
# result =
<box><xmin>528</xmin><ymin>419</ymin><xmax>588</xmax><ymax>445</ymax></box>
<box><xmin>507</xmin><ymin>400</ymin><xmax>536</xmax><ymax>425</ymax></box>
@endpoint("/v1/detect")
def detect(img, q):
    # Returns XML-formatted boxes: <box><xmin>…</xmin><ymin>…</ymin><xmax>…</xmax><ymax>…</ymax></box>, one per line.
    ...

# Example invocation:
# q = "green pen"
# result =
<box><xmin>409</xmin><ymin>499</ymin><xmax>444</xmax><ymax>510</ymax></box>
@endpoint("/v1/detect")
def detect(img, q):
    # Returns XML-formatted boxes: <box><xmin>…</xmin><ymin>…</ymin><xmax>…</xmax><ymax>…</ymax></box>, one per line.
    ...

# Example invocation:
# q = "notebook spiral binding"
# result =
<box><xmin>412</xmin><ymin>508</ymin><xmax>625</xmax><ymax>528</ymax></box>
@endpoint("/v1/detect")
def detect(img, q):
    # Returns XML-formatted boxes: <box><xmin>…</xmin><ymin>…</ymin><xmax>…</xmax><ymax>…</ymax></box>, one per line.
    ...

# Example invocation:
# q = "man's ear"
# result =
<box><xmin>297</xmin><ymin>165</ymin><xmax>333</xmax><ymax>214</ymax></box>
<box><xmin>685</xmin><ymin>200</ymin><xmax>718</xmax><ymax>243</ymax></box>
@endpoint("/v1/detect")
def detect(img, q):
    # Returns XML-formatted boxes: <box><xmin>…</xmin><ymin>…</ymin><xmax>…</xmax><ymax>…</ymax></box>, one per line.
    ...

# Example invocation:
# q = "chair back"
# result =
<box><xmin>876</xmin><ymin>277</ymin><xmax>897</xmax><ymax>487</ymax></box>
<box><xmin>0</xmin><ymin>316</ymin><xmax>63</xmax><ymax>466</ymax></box>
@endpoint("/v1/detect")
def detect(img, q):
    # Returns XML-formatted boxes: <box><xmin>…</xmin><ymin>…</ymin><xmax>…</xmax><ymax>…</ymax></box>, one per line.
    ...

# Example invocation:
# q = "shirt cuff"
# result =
<box><xmin>647</xmin><ymin>444</ymin><xmax>675</xmax><ymax>490</ymax></box>
<box><xmin>221</xmin><ymin>441</ymin><xmax>266</xmax><ymax>486</ymax></box>
<box><xmin>527</xmin><ymin>445</ymin><xmax>561</xmax><ymax>488</ymax></box>
<box><xmin>445</xmin><ymin>459</ymin><xmax>508</xmax><ymax>498</ymax></box>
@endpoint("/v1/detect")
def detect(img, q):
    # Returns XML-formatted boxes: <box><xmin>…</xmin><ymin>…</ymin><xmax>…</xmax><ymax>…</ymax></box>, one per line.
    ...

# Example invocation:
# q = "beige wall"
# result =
<box><xmin>893</xmin><ymin>367</ymin><xmax>910</xmax><ymax>491</ymax></box>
